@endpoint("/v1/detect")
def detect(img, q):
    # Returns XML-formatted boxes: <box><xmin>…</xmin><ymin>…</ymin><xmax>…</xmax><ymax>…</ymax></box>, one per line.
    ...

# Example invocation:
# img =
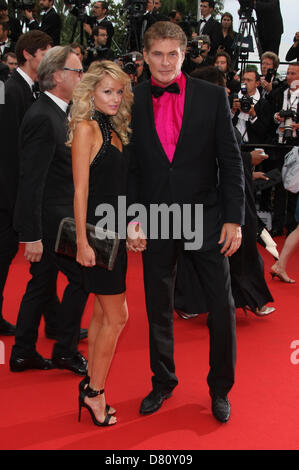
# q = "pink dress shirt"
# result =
<box><xmin>151</xmin><ymin>72</ymin><xmax>186</xmax><ymax>163</ymax></box>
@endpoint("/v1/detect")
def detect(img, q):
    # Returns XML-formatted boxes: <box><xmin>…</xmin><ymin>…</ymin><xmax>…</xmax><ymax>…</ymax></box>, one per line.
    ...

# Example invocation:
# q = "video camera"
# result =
<box><xmin>279</xmin><ymin>109</ymin><xmax>298</xmax><ymax>143</ymax></box>
<box><xmin>187</xmin><ymin>39</ymin><xmax>203</xmax><ymax>59</ymax></box>
<box><xmin>238</xmin><ymin>0</ymin><xmax>255</xmax><ymax>19</ymax></box>
<box><xmin>239</xmin><ymin>82</ymin><xmax>253</xmax><ymax>112</ymax></box>
<box><xmin>12</xmin><ymin>0</ymin><xmax>35</xmax><ymax>11</ymax></box>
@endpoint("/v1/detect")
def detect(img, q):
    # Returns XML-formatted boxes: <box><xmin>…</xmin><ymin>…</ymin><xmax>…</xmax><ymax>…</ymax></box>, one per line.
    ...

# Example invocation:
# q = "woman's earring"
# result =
<box><xmin>90</xmin><ymin>96</ymin><xmax>95</xmax><ymax>118</ymax></box>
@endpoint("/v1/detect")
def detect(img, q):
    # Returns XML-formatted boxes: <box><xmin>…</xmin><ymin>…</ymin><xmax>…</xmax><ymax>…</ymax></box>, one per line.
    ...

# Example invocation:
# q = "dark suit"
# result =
<box><xmin>198</xmin><ymin>17</ymin><xmax>222</xmax><ymax>56</ymax></box>
<box><xmin>28</xmin><ymin>7</ymin><xmax>61</xmax><ymax>45</ymax></box>
<box><xmin>12</xmin><ymin>93</ymin><xmax>88</xmax><ymax>358</ymax></box>
<box><xmin>232</xmin><ymin>97</ymin><xmax>273</xmax><ymax>144</ymax></box>
<box><xmin>255</xmin><ymin>0</ymin><xmax>283</xmax><ymax>55</ymax></box>
<box><xmin>0</xmin><ymin>70</ymin><xmax>35</xmax><ymax>320</ymax></box>
<box><xmin>86</xmin><ymin>16</ymin><xmax>114</xmax><ymax>48</ymax></box>
<box><xmin>129</xmin><ymin>76</ymin><xmax>245</xmax><ymax>395</ymax></box>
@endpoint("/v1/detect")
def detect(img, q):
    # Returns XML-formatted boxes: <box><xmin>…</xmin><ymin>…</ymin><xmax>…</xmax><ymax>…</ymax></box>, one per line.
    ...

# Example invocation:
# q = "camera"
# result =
<box><xmin>265</xmin><ymin>68</ymin><xmax>276</xmax><ymax>83</ymax></box>
<box><xmin>239</xmin><ymin>82</ymin><xmax>253</xmax><ymax>112</ymax></box>
<box><xmin>238</xmin><ymin>0</ymin><xmax>254</xmax><ymax>18</ymax></box>
<box><xmin>119</xmin><ymin>53</ymin><xmax>139</xmax><ymax>75</ymax></box>
<box><xmin>279</xmin><ymin>109</ymin><xmax>298</xmax><ymax>143</ymax></box>
<box><xmin>187</xmin><ymin>39</ymin><xmax>203</xmax><ymax>59</ymax></box>
<box><xmin>13</xmin><ymin>0</ymin><xmax>35</xmax><ymax>11</ymax></box>
<box><xmin>122</xmin><ymin>0</ymin><xmax>147</xmax><ymax>19</ymax></box>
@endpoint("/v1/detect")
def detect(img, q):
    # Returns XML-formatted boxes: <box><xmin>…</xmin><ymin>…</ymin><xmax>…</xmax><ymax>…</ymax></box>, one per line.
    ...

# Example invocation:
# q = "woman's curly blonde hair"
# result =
<box><xmin>67</xmin><ymin>60</ymin><xmax>133</xmax><ymax>146</ymax></box>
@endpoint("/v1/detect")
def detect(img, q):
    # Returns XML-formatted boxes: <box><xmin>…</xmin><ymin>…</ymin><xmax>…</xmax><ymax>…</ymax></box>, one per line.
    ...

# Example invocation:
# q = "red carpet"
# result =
<box><xmin>0</xmin><ymin>238</ymin><xmax>299</xmax><ymax>450</ymax></box>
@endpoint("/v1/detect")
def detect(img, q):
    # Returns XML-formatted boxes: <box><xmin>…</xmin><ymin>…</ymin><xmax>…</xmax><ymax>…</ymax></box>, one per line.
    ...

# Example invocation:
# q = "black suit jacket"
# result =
<box><xmin>29</xmin><ymin>7</ymin><xmax>61</xmax><ymax>45</ymax></box>
<box><xmin>198</xmin><ymin>17</ymin><xmax>222</xmax><ymax>55</ymax></box>
<box><xmin>232</xmin><ymin>98</ymin><xmax>273</xmax><ymax>144</ymax></box>
<box><xmin>128</xmin><ymin>76</ymin><xmax>245</xmax><ymax>250</ymax></box>
<box><xmin>0</xmin><ymin>69</ymin><xmax>35</xmax><ymax>209</ymax></box>
<box><xmin>14</xmin><ymin>93</ymin><xmax>74</xmax><ymax>242</ymax></box>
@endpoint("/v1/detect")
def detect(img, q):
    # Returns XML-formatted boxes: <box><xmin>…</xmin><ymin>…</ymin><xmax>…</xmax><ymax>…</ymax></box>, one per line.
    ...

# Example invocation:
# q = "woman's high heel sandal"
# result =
<box><xmin>78</xmin><ymin>385</ymin><xmax>116</xmax><ymax>427</ymax></box>
<box><xmin>78</xmin><ymin>376</ymin><xmax>116</xmax><ymax>415</ymax></box>
<box><xmin>270</xmin><ymin>270</ymin><xmax>295</xmax><ymax>283</ymax></box>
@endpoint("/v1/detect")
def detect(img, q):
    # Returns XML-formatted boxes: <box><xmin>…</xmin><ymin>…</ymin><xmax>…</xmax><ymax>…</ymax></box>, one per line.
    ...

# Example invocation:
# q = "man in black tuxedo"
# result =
<box><xmin>197</xmin><ymin>0</ymin><xmax>222</xmax><ymax>56</ymax></box>
<box><xmin>127</xmin><ymin>21</ymin><xmax>245</xmax><ymax>423</ymax></box>
<box><xmin>12</xmin><ymin>46</ymin><xmax>89</xmax><ymax>375</ymax></box>
<box><xmin>25</xmin><ymin>0</ymin><xmax>62</xmax><ymax>46</ymax></box>
<box><xmin>0</xmin><ymin>1</ymin><xmax>22</xmax><ymax>43</ymax></box>
<box><xmin>0</xmin><ymin>30</ymin><xmax>52</xmax><ymax>338</ymax></box>
<box><xmin>254</xmin><ymin>0</ymin><xmax>283</xmax><ymax>56</ymax></box>
<box><xmin>0</xmin><ymin>21</ymin><xmax>15</xmax><ymax>60</ymax></box>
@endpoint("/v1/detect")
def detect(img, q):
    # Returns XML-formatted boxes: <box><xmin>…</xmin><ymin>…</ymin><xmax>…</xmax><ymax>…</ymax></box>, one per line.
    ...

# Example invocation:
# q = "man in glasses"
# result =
<box><xmin>11</xmin><ymin>46</ymin><xmax>89</xmax><ymax>376</ymax></box>
<box><xmin>84</xmin><ymin>24</ymin><xmax>114</xmax><ymax>69</ymax></box>
<box><xmin>84</xmin><ymin>1</ymin><xmax>114</xmax><ymax>49</ymax></box>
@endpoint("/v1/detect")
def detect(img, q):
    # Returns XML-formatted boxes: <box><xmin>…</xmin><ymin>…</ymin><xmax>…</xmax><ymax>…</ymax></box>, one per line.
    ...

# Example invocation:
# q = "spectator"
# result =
<box><xmin>197</xmin><ymin>0</ymin><xmax>222</xmax><ymax>56</ymax></box>
<box><xmin>84</xmin><ymin>1</ymin><xmax>114</xmax><ymax>49</ymax></box>
<box><xmin>285</xmin><ymin>32</ymin><xmax>299</xmax><ymax>62</ymax></box>
<box><xmin>0</xmin><ymin>21</ymin><xmax>15</xmax><ymax>60</ymax></box>
<box><xmin>0</xmin><ymin>1</ymin><xmax>22</xmax><ymax>43</ymax></box>
<box><xmin>25</xmin><ymin>0</ymin><xmax>62</xmax><ymax>46</ymax></box>
<box><xmin>2</xmin><ymin>51</ymin><xmax>18</xmax><ymax>78</ymax></box>
<box><xmin>218</xmin><ymin>12</ymin><xmax>236</xmax><ymax>58</ymax></box>
<box><xmin>259</xmin><ymin>51</ymin><xmax>280</xmax><ymax>100</ymax></box>
<box><xmin>70</xmin><ymin>42</ymin><xmax>85</xmax><ymax>64</ymax></box>
<box><xmin>214</xmin><ymin>50</ymin><xmax>240</xmax><ymax>94</ymax></box>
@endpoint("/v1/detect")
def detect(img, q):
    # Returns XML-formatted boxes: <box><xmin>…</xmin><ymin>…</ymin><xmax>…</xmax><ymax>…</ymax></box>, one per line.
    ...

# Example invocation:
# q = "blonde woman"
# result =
<box><xmin>68</xmin><ymin>61</ymin><xmax>133</xmax><ymax>427</ymax></box>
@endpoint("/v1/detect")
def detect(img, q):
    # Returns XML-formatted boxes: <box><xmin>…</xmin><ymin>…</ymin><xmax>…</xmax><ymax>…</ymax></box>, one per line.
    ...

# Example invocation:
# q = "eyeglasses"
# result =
<box><xmin>63</xmin><ymin>67</ymin><xmax>84</xmax><ymax>77</ymax></box>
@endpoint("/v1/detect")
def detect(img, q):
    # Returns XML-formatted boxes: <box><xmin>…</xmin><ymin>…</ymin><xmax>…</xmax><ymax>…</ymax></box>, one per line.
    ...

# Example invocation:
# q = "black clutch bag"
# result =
<box><xmin>253</xmin><ymin>168</ymin><xmax>282</xmax><ymax>192</ymax></box>
<box><xmin>55</xmin><ymin>217</ymin><xmax>120</xmax><ymax>271</ymax></box>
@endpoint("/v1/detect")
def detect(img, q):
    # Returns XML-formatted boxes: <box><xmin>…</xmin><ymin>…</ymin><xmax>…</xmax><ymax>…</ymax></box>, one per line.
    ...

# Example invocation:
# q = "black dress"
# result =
<box><xmin>83</xmin><ymin>111</ymin><xmax>127</xmax><ymax>295</ymax></box>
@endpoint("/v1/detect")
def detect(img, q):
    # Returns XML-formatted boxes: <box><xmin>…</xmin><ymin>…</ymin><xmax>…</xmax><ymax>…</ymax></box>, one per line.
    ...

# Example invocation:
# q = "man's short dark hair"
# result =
<box><xmin>191</xmin><ymin>65</ymin><xmax>226</xmax><ymax>87</ymax></box>
<box><xmin>3</xmin><ymin>51</ymin><xmax>17</xmax><ymax>62</ymax></box>
<box><xmin>70</xmin><ymin>42</ymin><xmax>84</xmax><ymax>54</ymax></box>
<box><xmin>169</xmin><ymin>10</ymin><xmax>178</xmax><ymax>20</ymax></box>
<box><xmin>243</xmin><ymin>68</ymin><xmax>260</xmax><ymax>81</ymax></box>
<box><xmin>15</xmin><ymin>30</ymin><xmax>53</xmax><ymax>66</ymax></box>
<box><xmin>0</xmin><ymin>1</ymin><xmax>8</xmax><ymax>9</ymax></box>
<box><xmin>201</xmin><ymin>0</ymin><xmax>215</xmax><ymax>8</ymax></box>
<box><xmin>92</xmin><ymin>24</ymin><xmax>107</xmax><ymax>37</ymax></box>
<box><xmin>96</xmin><ymin>1</ymin><xmax>108</xmax><ymax>11</ymax></box>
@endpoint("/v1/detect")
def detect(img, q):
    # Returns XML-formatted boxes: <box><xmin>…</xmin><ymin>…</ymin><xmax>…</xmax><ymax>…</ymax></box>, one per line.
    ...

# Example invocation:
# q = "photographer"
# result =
<box><xmin>25</xmin><ymin>0</ymin><xmax>61</xmax><ymax>46</ymax></box>
<box><xmin>83</xmin><ymin>1</ymin><xmax>114</xmax><ymax>48</ymax></box>
<box><xmin>259</xmin><ymin>51</ymin><xmax>281</xmax><ymax>100</ymax></box>
<box><xmin>120</xmin><ymin>50</ymin><xmax>149</xmax><ymax>86</ymax></box>
<box><xmin>0</xmin><ymin>1</ymin><xmax>22</xmax><ymax>43</ymax></box>
<box><xmin>264</xmin><ymin>63</ymin><xmax>299</xmax><ymax>236</ymax></box>
<box><xmin>232</xmin><ymin>68</ymin><xmax>272</xmax><ymax>145</ymax></box>
<box><xmin>214</xmin><ymin>51</ymin><xmax>240</xmax><ymax>94</ymax></box>
<box><xmin>286</xmin><ymin>32</ymin><xmax>299</xmax><ymax>63</ymax></box>
<box><xmin>183</xmin><ymin>34</ymin><xmax>214</xmax><ymax>74</ymax></box>
<box><xmin>84</xmin><ymin>24</ymin><xmax>114</xmax><ymax>68</ymax></box>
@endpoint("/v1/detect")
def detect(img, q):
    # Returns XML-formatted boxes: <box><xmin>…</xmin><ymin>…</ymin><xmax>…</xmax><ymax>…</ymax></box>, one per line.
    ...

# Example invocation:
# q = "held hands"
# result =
<box><xmin>24</xmin><ymin>241</ymin><xmax>43</xmax><ymax>263</ymax></box>
<box><xmin>218</xmin><ymin>223</ymin><xmax>242</xmax><ymax>257</ymax></box>
<box><xmin>126</xmin><ymin>223</ymin><xmax>147</xmax><ymax>253</ymax></box>
<box><xmin>76</xmin><ymin>241</ymin><xmax>96</xmax><ymax>267</ymax></box>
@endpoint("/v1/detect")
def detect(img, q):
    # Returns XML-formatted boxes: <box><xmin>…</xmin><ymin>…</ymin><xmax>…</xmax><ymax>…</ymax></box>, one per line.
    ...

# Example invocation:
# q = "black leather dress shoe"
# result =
<box><xmin>175</xmin><ymin>309</ymin><xmax>199</xmax><ymax>320</ymax></box>
<box><xmin>210</xmin><ymin>393</ymin><xmax>231</xmax><ymax>423</ymax></box>
<box><xmin>140</xmin><ymin>389</ymin><xmax>173</xmax><ymax>415</ymax></box>
<box><xmin>45</xmin><ymin>327</ymin><xmax>88</xmax><ymax>342</ymax></box>
<box><xmin>10</xmin><ymin>353</ymin><xmax>53</xmax><ymax>372</ymax></box>
<box><xmin>52</xmin><ymin>351</ymin><xmax>87</xmax><ymax>376</ymax></box>
<box><xmin>0</xmin><ymin>318</ymin><xmax>16</xmax><ymax>336</ymax></box>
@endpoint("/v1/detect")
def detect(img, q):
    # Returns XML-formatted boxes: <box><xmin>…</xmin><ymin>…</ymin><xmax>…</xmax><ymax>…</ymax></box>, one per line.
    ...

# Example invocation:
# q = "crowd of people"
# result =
<box><xmin>0</xmin><ymin>0</ymin><xmax>299</xmax><ymax>427</ymax></box>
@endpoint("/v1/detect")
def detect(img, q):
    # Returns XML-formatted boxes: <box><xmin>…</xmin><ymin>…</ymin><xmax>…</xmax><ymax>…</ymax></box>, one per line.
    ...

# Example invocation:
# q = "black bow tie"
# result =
<box><xmin>0</xmin><ymin>42</ymin><xmax>6</xmax><ymax>46</ymax></box>
<box><xmin>151</xmin><ymin>82</ymin><xmax>180</xmax><ymax>98</ymax></box>
<box><xmin>200</xmin><ymin>18</ymin><xmax>207</xmax><ymax>23</ymax></box>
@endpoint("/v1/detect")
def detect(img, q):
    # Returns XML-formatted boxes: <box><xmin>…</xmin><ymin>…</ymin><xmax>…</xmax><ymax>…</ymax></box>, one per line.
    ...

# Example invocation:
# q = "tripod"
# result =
<box><xmin>231</xmin><ymin>10</ymin><xmax>262</xmax><ymax>75</ymax></box>
<box><xmin>122</xmin><ymin>16</ymin><xmax>142</xmax><ymax>53</ymax></box>
<box><xmin>70</xmin><ymin>16</ymin><xmax>85</xmax><ymax>45</ymax></box>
